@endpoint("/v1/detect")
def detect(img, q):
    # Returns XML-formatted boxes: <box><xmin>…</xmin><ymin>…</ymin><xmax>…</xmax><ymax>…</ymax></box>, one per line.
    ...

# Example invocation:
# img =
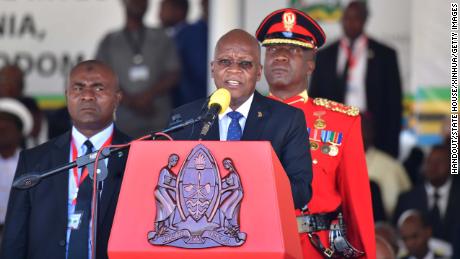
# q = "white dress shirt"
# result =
<box><xmin>425</xmin><ymin>178</ymin><xmax>452</xmax><ymax>219</ymax></box>
<box><xmin>66</xmin><ymin>123</ymin><xmax>114</xmax><ymax>259</ymax></box>
<box><xmin>218</xmin><ymin>93</ymin><xmax>254</xmax><ymax>141</ymax></box>
<box><xmin>337</xmin><ymin>35</ymin><xmax>368</xmax><ymax>111</ymax></box>
<box><xmin>0</xmin><ymin>149</ymin><xmax>20</xmax><ymax>224</ymax></box>
<box><xmin>407</xmin><ymin>250</ymin><xmax>435</xmax><ymax>259</ymax></box>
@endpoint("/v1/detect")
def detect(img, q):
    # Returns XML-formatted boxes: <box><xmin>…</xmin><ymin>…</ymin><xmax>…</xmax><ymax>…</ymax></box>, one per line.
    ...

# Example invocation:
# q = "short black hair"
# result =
<box><xmin>167</xmin><ymin>0</ymin><xmax>189</xmax><ymax>13</ymax></box>
<box><xmin>431</xmin><ymin>143</ymin><xmax>449</xmax><ymax>152</ymax></box>
<box><xmin>346</xmin><ymin>0</ymin><xmax>369</xmax><ymax>21</ymax></box>
<box><xmin>398</xmin><ymin>209</ymin><xmax>432</xmax><ymax>228</ymax></box>
<box><xmin>430</xmin><ymin>143</ymin><xmax>450</xmax><ymax>163</ymax></box>
<box><xmin>0</xmin><ymin>64</ymin><xmax>25</xmax><ymax>91</ymax></box>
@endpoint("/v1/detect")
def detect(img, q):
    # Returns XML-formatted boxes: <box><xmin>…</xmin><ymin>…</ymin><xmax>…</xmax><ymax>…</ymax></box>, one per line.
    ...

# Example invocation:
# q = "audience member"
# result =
<box><xmin>0</xmin><ymin>65</ymin><xmax>25</xmax><ymax>98</ymax></box>
<box><xmin>0</xmin><ymin>65</ymin><xmax>48</xmax><ymax>148</ymax></box>
<box><xmin>310</xmin><ymin>0</ymin><xmax>402</xmax><ymax>158</ymax></box>
<box><xmin>402</xmin><ymin>116</ymin><xmax>447</xmax><ymax>187</ymax></box>
<box><xmin>394</xmin><ymin>144</ymin><xmax>460</xmax><ymax>244</ymax></box>
<box><xmin>362</xmin><ymin>112</ymin><xmax>411</xmax><ymax>217</ymax></box>
<box><xmin>170</xmin><ymin>0</ymin><xmax>209</xmax><ymax>107</ymax></box>
<box><xmin>398</xmin><ymin>210</ymin><xmax>449</xmax><ymax>259</ymax></box>
<box><xmin>96</xmin><ymin>0</ymin><xmax>180</xmax><ymax>137</ymax></box>
<box><xmin>0</xmin><ymin>60</ymin><xmax>131</xmax><ymax>259</ymax></box>
<box><xmin>0</xmin><ymin>98</ymin><xmax>32</xmax><ymax>245</ymax></box>
<box><xmin>375</xmin><ymin>222</ymin><xmax>401</xmax><ymax>257</ymax></box>
<box><xmin>168</xmin><ymin>29</ymin><xmax>313</xmax><ymax>210</ymax></box>
<box><xmin>159</xmin><ymin>0</ymin><xmax>189</xmax><ymax>38</ymax></box>
<box><xmin>376</xmin><ymin>235</ymin><xmax>396</xmax><ymax>259</ymax></box>
<box><xmin>18</xmin><ymin>98</ymin><xmax>48</xmax><ymax>148</ymax></box>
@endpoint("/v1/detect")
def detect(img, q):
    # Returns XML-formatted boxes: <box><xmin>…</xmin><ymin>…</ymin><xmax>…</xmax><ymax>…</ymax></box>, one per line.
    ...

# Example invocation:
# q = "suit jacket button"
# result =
<box><xmin>59</xmin><ymin>240</ymin><xmax>66</xmax><ymax>246</ymax></box>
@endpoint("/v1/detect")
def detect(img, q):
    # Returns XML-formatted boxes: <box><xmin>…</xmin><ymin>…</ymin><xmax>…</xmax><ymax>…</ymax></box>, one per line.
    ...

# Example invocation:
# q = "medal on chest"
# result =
<box><xmin>313</xmin><ymin>111</ymin><xmax>326</xmax><ymax>129</ymax></box>
<box><xmin>308</xmin><ymin>128</ymin><xmax>321</xmax><ymax>150</ymax></box>
<box><xmin>321</xmin><ymin>130</ymin><xmax>343</xmax><ymax>157</ymax></box>
<box><xmin>308</xmin><ymin>128</ymin><xmax>343</xmax><ymax>158</ymax></box>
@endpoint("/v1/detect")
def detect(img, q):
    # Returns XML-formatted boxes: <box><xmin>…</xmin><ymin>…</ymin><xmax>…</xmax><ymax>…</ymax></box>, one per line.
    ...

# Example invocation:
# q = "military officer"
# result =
<box><xmin>256</xmin><ymin>8</ymin><xmax>375</xmax><ymax>259</ymax></box>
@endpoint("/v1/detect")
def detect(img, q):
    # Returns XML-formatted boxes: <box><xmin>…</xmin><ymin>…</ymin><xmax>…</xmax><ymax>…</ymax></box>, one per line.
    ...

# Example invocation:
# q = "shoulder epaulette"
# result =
<box><xmin>313</xmin><ymin>98</ymin><xmax>359</xmax><ymax>116</ymax></box>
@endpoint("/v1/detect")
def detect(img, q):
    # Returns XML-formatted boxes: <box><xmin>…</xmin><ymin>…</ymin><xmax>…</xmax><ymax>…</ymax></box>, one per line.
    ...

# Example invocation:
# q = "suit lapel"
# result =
<box><xmin>420</xmin><ymin>185</ymin><xmax>429</xmax><ymax>212</ymax></box>
<box><xmin>331</xmin><ymin>42</ymin><xmax>340</xmax><ymax>70</ymax></box>
<box><xmin>99</xmin><ymin>128</ymin><xmax>129</xmax><ymax>223</ymax></box>
<box><xmin>242</xmin><ymin>92</ymin><xmax>269</xmax><ymax>141</ymax></box>
<box><xmin>331</xmin><ymin>42</ymin><xmax>346</xmax><ymax>102</ymax></box>
<box><xmin>443</xmin><ymin>179</ymin><xmax>459</xmax><ymax>234</ymax></box>
<box><xmin>51</xmin><ymin>131</ymin><xmax>72</xmax><ymax>231</ymax></box>
<box><xmin>365</xmin><ymin>39</ymin><xmax>376</xmax><ymax>108</ymax></box>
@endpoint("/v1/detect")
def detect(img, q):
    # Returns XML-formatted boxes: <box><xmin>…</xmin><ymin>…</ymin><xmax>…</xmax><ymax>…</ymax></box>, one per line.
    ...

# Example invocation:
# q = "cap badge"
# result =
<box><xmin>282</xmin><ymin>11</ymin><xmax>296</xmax><ymax>32</ymax></box>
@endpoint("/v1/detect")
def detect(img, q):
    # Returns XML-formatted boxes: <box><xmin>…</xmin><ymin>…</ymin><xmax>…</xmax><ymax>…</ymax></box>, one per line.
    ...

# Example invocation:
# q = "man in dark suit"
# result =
<box><xmin>0</xmin><ymin>60</ymin><xmax>131</xmax><ymax>259</ymax></box>
<box><xmin>168</xmin><ymin>29</ymin><xmax>313</xmax><ymax>210</ymax></box>
<box><xmin>394</xmin><ymin>144</ymin><xmax>460</xmax><ymax>245</ymax></box>
<box><xmin>309</xmin><ymin>1</ymin><xmax>402</xmax><ymax>158</ymax></box>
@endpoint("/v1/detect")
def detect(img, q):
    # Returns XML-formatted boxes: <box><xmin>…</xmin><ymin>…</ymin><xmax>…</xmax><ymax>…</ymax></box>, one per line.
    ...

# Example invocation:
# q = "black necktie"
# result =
<box><xmin>429</xmin><ymin>189</ymin><xmax>442</xmax><ymax>237</ymax></box>
<box><xmin>68</xmin><ymin>140</ymin><xmax>94</xmax><ymax>259</ymax></box>
<box><xmin>340</xmin><ymin>40</ymin><xmax>355</xmax><ymax>92</ymax></box>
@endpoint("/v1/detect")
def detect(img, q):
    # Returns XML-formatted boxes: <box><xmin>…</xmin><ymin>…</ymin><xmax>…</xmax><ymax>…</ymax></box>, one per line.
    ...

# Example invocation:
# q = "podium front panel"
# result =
<box><xmin>109</xmin><ymin>141</ymin><xmax>302</xmax><ymax>259</ymax></box>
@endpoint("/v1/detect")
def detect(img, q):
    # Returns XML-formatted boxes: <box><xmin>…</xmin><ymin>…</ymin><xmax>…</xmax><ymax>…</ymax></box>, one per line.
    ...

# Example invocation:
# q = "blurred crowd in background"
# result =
<box><xmin>0</xmin><ymin>0</ymin><xmax>457</xmax><ymax>258</ymax></box>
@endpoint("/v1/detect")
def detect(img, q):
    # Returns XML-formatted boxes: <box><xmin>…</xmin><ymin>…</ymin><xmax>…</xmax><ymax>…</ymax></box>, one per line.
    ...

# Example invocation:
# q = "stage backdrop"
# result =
<box><xmin>0</xmin><ymin>0</ymin><xmax>202</xmax><ymax>109</ymax></box>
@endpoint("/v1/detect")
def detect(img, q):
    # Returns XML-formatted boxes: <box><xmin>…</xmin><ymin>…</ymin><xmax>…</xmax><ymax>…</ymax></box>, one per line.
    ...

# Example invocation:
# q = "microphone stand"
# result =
<box><xmin>12</xmin><ymin>116</ymin><xmax>202</xmax><ymax>258</ymax></box>
<box><xmin>12</xmin><ymin>116</ymin><xmax>202</xmax><ymax>189</ymax></box>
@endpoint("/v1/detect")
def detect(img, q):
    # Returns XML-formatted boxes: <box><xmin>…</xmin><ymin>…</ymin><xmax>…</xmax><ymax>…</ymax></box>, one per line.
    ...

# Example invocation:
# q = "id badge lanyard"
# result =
<box><xmin>70</xmin><ymin>135</ymin><xmax>113</xmax><ymax>205</ymax></box>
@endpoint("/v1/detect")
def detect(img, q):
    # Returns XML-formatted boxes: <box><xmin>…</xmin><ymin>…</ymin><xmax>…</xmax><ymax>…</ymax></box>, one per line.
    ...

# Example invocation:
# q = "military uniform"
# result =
<box><xmin>257</xmin><ymin>8</ymin><xmax>375</xmax><ymax>258</ymax></box>
<box><xmin>270</xmin><ymin>91</ymin><xmax>375</xmax><ymax>259</ymax></box>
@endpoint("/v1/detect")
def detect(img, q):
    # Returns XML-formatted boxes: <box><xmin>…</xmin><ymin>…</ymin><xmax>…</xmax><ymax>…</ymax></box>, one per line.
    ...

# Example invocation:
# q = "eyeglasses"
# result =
<box><xmin>215</xmin><ymin>58</ymin><xmax>255</xmax><ymax>71</ymax></box>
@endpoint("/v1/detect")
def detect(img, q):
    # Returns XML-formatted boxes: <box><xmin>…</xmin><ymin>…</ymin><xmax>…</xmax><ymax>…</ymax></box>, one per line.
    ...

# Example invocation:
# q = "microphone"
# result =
<box><xmin>199</xmin><ymin>88</ymin><xmax>231</xmax><ymax>140</ymax></box>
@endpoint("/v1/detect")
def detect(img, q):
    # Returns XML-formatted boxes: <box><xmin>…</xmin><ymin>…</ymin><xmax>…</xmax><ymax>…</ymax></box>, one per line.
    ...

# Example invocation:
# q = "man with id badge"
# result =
<box><xmin>96</xmin><ymin>0</ymin><xmax>180</xmax><ymax>138</ymax></box>
<box><xmin>1</xmin><ymin>60</ymin><xmax>131</xmax><ymax>259</ymax></box>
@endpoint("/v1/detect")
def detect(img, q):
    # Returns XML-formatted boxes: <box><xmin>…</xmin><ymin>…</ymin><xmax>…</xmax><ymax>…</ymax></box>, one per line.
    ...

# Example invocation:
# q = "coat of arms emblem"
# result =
<box><xmin>147</xmin><ymin>144</ymin><xmax>246</xmax><ymax>248</ymax></box>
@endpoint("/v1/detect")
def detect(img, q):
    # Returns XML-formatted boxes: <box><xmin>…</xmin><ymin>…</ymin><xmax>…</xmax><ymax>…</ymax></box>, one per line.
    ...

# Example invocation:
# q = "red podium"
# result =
<box><xmin>108</xmin><ymin>141</ymin><xmax>302</xmax><ymax>259</ymax></box>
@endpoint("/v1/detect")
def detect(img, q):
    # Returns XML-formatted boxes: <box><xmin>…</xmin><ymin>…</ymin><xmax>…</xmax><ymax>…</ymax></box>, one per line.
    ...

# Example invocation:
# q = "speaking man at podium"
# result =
<box><xmin>167</xmin><ymin>29</ymin><xmax>313</xmax><ymax>210</ymax></box>
<box><xmin>0</xmin><ymin>60</ymin><xmax>131</xmax><ymax>259</ymax></box>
